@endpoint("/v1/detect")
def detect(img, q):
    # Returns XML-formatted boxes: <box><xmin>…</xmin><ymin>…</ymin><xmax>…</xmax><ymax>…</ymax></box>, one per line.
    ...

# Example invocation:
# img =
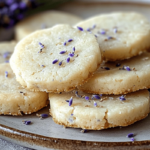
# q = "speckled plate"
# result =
<box><xmin>1</xmin><ymin>1</ymin><xmax>150</xmax><ymax>150</ymax></box>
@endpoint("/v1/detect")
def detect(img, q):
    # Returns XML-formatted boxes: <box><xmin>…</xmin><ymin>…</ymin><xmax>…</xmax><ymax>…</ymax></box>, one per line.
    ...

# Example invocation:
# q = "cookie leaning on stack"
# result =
<box><xmin>15</xmin><ymin>10</ymin><xmax>82</xmax><ymax>41</ymax></box>
<box><xmin>0</xmin><ymin>63</ymin><xmax>48</xmax><ymax>115</ymax></box>
<box><xmin>75</xmin><ymin>12</ymin><xmax>150</xmax><ymax>61</ymax></box>
<box><xmin>78</xmin><ymin>52</ymin><xmax>150</xmax><ymax>95</ymax></box>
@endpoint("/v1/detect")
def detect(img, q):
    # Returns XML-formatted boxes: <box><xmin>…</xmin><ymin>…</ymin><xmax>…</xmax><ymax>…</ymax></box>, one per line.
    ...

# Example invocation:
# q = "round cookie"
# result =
<box><xmin>49</xmin><ymin>90</ymin><xmax>149</xmax><ymax>130</ymax></box>
<box><xmin>78</xmin><ymin>52</ymin><xmax>150</xmax><ymax>95</ymax></box>
<box><xmin>0</xmin><ymin>63</ymin><xmax>48</xmax><ymax>116</ymax></box>
<box><xmin>75</xmin><ymin>12</ymin><xmax>150</xmax><ymax>61</ymax></box>
<box><xmin>15</xmin><ymin>10</ymin><xmax>82</xmax><ymax>41</ymax></box>
<box><xmin>0</xmin><ymin>41</ymin><xmax>16</xmax><ymax>63</ymax></box>
<box><xmin>10</xmin><ymin>24</ymin><xmax>102</xmax><ymax>93</ymax></box>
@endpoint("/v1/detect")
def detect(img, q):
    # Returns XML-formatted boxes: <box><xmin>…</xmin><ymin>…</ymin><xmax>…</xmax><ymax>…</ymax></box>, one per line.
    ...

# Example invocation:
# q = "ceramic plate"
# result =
<box><xmin>1</xmin><ymin>1</ymin><xmax>150</xmax><ymax>150</ymax></box>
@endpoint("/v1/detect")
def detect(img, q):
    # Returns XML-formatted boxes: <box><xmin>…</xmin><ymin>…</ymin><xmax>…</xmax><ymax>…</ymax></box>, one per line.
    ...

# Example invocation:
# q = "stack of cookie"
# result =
<box><xmin>2</xmin><ymin>11</ymin><xmax>150</xmax><ymax>130</ymax></box>
<box><xmin>0</xmin><ymin>11</ymin><xmax>82</xmax><ymax>116</ymax></box>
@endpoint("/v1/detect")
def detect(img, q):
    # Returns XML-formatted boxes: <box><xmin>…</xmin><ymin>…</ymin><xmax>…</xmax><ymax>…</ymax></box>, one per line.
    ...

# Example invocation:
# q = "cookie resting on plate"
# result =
<box><xmin>49</xmin><ymin>90</ymin><xmax>149</xmax><ymax>130</ymax></box>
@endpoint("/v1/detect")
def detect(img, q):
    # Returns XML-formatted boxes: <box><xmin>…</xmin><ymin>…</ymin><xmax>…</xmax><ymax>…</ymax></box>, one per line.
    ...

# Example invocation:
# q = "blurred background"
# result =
<box><xmin>1</xmin><ymin>0</ymin><xmax>150</xmax><ymax>41</ymax></box>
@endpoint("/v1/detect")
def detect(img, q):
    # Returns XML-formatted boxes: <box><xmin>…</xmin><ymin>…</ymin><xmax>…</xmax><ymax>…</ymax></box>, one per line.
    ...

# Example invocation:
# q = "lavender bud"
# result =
<box><xmin>52</xmin><ymin>59</ymin><xmax>59</xmax><ymax>64</ymax></box>
<box><xmin>68</xmin><ymin>39</ymin><xmax>73</xmax><ymax>42</ymax></box>
<box><xmin>73</xmin><ymin>47</ymin><xmax>75</xmax><ymax>52</ymax></box>
<box><xmin>85</xmin><ymin>96</ymin><xmax>89</xmax><ymax>100</ymax></box>
<box><xmin>127</xmin><ymin>133</ymin><xmax>134</xmax><ymax>138</ymax></box>
<box><xmin>69</xmin><ymin>53</ymin><xmax>74</xmax><ymax>57</ymax></box>
<box><xmin>59</xmin><ymin>51</ymin><xmax>66</xmax><ymax>54</ymax></box>
<box><xmin>66</xmin><ymin>57</ymin><xmax>70</xmax><ymax>63</ymax></box>
<box><xmin>94</xmin><ymin>102</ymin><xmax>97</xmax><ymax>107</ymax></box>
<box><xmin>77</xmin><ymin>26</ymin><xmax>84</xmax><ymax>31</ymax></box>
<box><xmin>69</xmin><ymin>97</ymin><xmax>73</xmax><ymax>106</ymax></box>
<box><xmin>5</xmin><ymin>71</ymin><xmax>8</xmax><ymax>77</ymax></box>
<box><xmin>92</xmin><ymin>95</ymin><xmax>101</xmax><ymax>100</ymax></box>
<box><xmin>100</xmin><ymin>29</ymin><xmax>106</xmax><ymax>35</ymax></box>
<box><xmin>59</xmin><ymin>61</ymin><xmax>63</xmax><ymax>66</ymax></box>
<box><xmin>41</xmin><ymin>114</ymin><xmax>49</xmax><ymax>118</ymax></box>
<box><xmin>119</xmin><ymin>95</ymin><xmax>126</xmax><ymax>101</ymax></box>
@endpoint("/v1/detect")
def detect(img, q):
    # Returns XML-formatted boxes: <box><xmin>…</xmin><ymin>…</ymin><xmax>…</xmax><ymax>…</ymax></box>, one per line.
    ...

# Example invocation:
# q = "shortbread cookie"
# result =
<box><xmin>0</xmin><ymin>63</ymin><xmax>48</xmax><ymax>116</ymax></box>
<box><xmin>0</xmin><ymin>41</ymin><xmax>16</xmax><ymax>63</ymax></box>
<box><xmin>75</xmin><ymin>12</ymin><xmax>150</xmax><ymax>61</ymax></box>
<box><xmin>10</xmin><ymin>24</ymin><xmax>101</xmax><ymax>93</ymax></box>
<box><xmin>50</xmin><ymin>90</ymin><xmax>149</xmax><ymax>130</ymax></box>
<box><xmin>78</xmin><ymin>52</ymin><xmax>150</xmax><ymax>95</ymax></box>
<box><xmin>15</xmin><ymin>11</ymin><xmax>82</xmax><ymax>41</ymax></box>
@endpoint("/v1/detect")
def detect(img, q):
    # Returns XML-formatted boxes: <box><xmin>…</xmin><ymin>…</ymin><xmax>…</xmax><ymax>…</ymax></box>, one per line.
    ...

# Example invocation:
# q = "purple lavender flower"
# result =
<box><xmin>77</xmin><ymin>26</ymin><xmax>84</xmax><ymax>31</ymax></box>
<box><xmin>130</xmin><ymin>138</ymin><xmax>135</xmax><ymax>142</ymax></box>
<box><xmin>73</xmin><ymin>47</ymin><xmax>75</xmax><ymax>52</ymax></box>
<box><xmin>92</xmin><ymin>24</ymin><xmax>96</xmax><ymax>29</ymax></box>
<box><xmin>5</xmin><ymin>60</ymin><xmax>9</xmax><ymax>63</ymax></box>
<box><xmin>68</xmin><ymin>39</ymin><xmax>73</xmax><ymax>42</ymax></box>
<box><xmin>125</xmin><ymin>66</ymin><xmax>131</xmax><ymax>71</ymax></box>
<box><xmin>94</xmin><ymin>102</ymin><xmax>97</xmax><ymax>107</ymax></box>
<box><xmin>5</xmin><ymin>71</ymin><xmax>8</xmax><ymax>77</ymax></box>
<box><xmin>114</xmin><ymin>28</ymin><xmax>117</xmax><ymax>33</ymax></box>
<box><xmin>100</xmin><ymin>29</ymin><xmax>106</xmax><ymax>35</ymax></box>
<box><xmin>3</xmin><ymin>52</ymin><xmax>10</xmax><ymax>59</ymax></box>
<box><xmin>85</xmin><ymin>96</ymin><xmax>89</xmax><ymax>100</ymax></box>
<box><xmin>6</xmin><ymin>0</ymin><xmax>14</xmax><ymax>5</ymax></box>
<box><xmin>41</xmin><ymin>114</ymin><xmax>49</xmax><ymax>118</ymax></box>
<box><xmin>107</xmin><ymin>36</ymin><xmax>113</xmax><ymax>40</ymax></box>
<box><xmin>59</xmin><ymin>61</ymin><xmax>63</xmax><ymax>66</ymax></box>
<box><xmin>92</xmin><ymin>95</ymin><xmax>101</xmax><ymax>100</ymax></box>
<box><xmin>23</xmin><ymin>120</ymin><xmax>31</xmax><ymax>125</ymax></box>
<box><xmin>87</xmin><ymin>28</ymin><xmax>91</xmax><ymax>32</ymax></box>
<box><xmin>64</xmin><ymin>42</ymin><xmax>67</xmax><ymax>46</ymax></box>
<box><xmin>69</xmin><ymin>53</ymin><xmax>74</xmax><ymax>57</ymax></box>
<box><xmin>10</xmin><ymin>3</ymin><xmax>19</xmax><ymax>11</ymax></box>
<box><xmin>66</xmin><ymin>57</ymin><xmax>70</xmax><ymax>63</ymax></box>
<box><xmin>119</xmin><ymin>95</ymin><xmax>126</xmax><ymax>101</ymax></box>
<box><xmin>52</xmin><ymin>59</ymin><xmax>59</xmax><ymax>64</ymax></box>
<box><xmin>19</xmin><ymin>2</ymin><xmax>27</xmax><ymax>10</ymax></box>
<box><xmin>127</xmin><ymin>133</ymin><xmax>134</xmax><ymax>138</ymax></box>
<box><xmin>39</xmin><ymin>42</ymin><xmax>44</xmax><ymax>49</ymax></box>
<box><xmin>69</xmin><ymin>97</ymin><xmax>73</xmax><ymax>106</ymax></box>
